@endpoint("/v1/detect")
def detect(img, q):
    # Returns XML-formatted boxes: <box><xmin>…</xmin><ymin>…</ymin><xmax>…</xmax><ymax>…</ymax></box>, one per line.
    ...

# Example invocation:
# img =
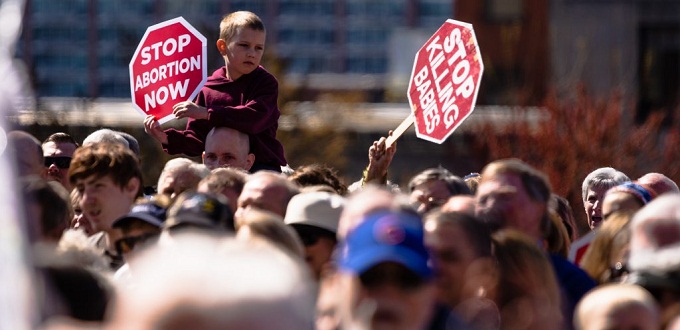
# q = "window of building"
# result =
<box><xmin>485</xmin><ymin>0</ymin><xmax>523</xmax><ymax>23</ymax></box>
<box><xmin>637</xmin><ymin>24</ymin><xmax>680</xmax><ymax>125</ymax></box>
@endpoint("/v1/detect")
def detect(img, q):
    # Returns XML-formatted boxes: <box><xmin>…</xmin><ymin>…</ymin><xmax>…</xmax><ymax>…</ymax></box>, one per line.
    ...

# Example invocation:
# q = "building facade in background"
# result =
<box><xmin>15</xmin><ymin>0</ymin><xmax>680</xmax><ymax>120</ymax></box>
<box><xmin>17</xmin><ymin>0</ymin><xmax>454</xmax><ymax>99</ymax></box>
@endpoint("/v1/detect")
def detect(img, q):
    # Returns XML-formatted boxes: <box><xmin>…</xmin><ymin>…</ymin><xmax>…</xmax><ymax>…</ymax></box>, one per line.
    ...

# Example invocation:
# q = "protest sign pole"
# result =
<box><xmin>385</xmin><ymin>112</ymin><xmax>414</xmax><ymax>148</ymax></box>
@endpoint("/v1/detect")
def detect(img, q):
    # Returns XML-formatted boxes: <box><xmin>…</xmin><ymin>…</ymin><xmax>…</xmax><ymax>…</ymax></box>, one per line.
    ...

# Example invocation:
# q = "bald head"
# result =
<box><xmin>8</xmin><ymin>131</ymin><xmax>44</xmax><ymax>178</ymax></box>
<box><xmin>203</xmin><ymin>127</ymin><xmax>255</xmax><ymax>171</ymax></box>
<box><xmin>575</xmin><ymin>284</ymin><xmax>659</xmax><ymax>330</ymax></box>
<box><xmin>628</xmin><ymin>193</ymin><xmax>680</xmax><ymax>272</ymax></box>
<box><xmin>441</xmin><ymin>195</ymin><xmax>476</xmax><ymax>216</ymax></box>
<box><xmin>637</xmin><ymin>173</ymin><xmax>679</xmax><ymax>196</ymax></box>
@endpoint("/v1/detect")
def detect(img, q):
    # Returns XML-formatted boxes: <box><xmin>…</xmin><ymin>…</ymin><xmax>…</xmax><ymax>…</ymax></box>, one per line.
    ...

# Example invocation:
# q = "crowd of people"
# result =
<box><xmin>6</xmin><ymin>9</ymin><xmax>680</xmax><ymax>330</ymax></box>
<box><xmin>10</xmin><ymin>123</ymin><xmax>680</xmax><ymax>330</ymax></box>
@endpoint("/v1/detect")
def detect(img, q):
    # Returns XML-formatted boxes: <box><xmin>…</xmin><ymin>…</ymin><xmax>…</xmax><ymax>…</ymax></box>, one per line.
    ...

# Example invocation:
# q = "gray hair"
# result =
<box><xmin>82</xmin><ymin>129</ymin><xmax>129</xmax><ymax>149</ymax></box>
<box><xmin>157</xmin><ymin>158</ymin><xmax>210</xmax><ymax>190</ymax></box>
<box><xmin>581</xmin><ymin>167</ymin><xmax>630</xmax><ymax>202</ymax></box>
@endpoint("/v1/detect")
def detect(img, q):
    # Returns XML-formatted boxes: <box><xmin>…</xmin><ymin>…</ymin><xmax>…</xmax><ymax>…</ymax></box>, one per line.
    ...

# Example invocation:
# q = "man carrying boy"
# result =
<box><xmin>144</xmin><ymin>11</ymin><xmax>286</xmax><ymax>172</ymax></box>
<box><xmin>69</xmin><ymin>142</ymin><xmax>143</xmax><ymax>270</ymax></box>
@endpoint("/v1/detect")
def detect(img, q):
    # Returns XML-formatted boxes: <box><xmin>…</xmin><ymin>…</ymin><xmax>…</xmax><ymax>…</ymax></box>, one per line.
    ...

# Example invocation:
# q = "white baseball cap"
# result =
<box><xmin>284</xmin><ymin>192</ymin><xmax>346</xmax><ymax>233</ymax></box>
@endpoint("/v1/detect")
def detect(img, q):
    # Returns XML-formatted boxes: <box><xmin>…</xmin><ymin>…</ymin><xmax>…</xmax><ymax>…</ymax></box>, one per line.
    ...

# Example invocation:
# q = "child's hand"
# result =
<box><xmin>173</xmin><ymin>101</ymin><xmax>208</xmax><ymax>120</ymax></box>
<box><xmin>143</xmin><ymin>115</ymin><xmax>169</xmax><ymax>145</ymax></box>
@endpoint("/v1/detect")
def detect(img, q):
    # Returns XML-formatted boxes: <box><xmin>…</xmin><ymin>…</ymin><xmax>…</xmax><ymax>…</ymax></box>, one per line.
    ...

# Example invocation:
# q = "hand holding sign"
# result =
<box><xmin>387</xmin><ymin>19</ymin><xmax>483</xmax><ymax>147</ymax></box>
<box><xmin>130</xmin><ymin>17</ymin><xmax>208</xmax><ymax>124</ymax></box>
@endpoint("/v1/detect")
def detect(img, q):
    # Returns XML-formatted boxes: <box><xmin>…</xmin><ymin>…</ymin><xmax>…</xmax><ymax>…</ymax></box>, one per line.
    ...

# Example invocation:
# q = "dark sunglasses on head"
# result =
<box><xmin>44</xmin><ymin>156</ymin><xmax>72</xmax><ymax>169</ymax></box>
<box><xmin>115</xmin><ymin>232</ymin><xmax>158</xmax><ymax>256</ymax></box>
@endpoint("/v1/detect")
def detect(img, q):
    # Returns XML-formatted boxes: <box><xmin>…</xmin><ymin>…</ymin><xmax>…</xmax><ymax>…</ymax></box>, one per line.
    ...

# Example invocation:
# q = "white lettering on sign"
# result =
<box><xmin>140</xmin><ymin>34</ymin><xmax>192</xmax><ymax>65</ymax></box>
<box><xmin>143</xmin><ymin>79</ymin><xmax>190</xmax><ymax>112</ymax></box>
<box><xmin>134</xmin><ymin>55</ymin><xmax>201</xmax><ymax>91</ymax></box>
<box><xmin>415</xmin><ymin>27</ymin><xmax>476</xmax><ymax>133</ymax></box>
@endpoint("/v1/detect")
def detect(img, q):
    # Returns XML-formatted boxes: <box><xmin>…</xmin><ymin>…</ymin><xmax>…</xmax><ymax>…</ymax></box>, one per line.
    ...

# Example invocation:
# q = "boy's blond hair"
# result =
<box><xmin>219</xmin><ymin>11</ymin><xmax>265</xmax><ymax>43</ymax></box>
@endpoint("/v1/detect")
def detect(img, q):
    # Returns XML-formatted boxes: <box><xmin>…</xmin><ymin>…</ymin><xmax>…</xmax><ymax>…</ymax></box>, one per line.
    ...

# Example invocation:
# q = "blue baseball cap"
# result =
<box><xmin>337</xmin><ymin>210</ymin><xmax>432</xmax><ymax>279</ymax></box>
<box><xmin>113</xmin><ymin>202</ymin><xmax>167</xmax><ymax>228</ymax></box>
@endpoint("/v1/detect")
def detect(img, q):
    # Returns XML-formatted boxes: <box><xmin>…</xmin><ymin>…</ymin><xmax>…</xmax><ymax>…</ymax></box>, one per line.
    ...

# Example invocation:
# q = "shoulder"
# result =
<box><xmin>249</xmin><ymin>66</ymin><xmax>278</xmax><ymax>84</ymax></box>
<box><xmin>549</xmin><ymin>254</ymin><xmax>597</xmax><ymax>289</ymax></box>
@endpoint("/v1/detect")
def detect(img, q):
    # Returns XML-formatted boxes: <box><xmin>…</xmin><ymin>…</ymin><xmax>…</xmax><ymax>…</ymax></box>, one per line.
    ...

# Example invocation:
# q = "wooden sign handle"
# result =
<box><xmin>385</xmin><ymin>112</ymin><xmax>414</xmax><ymax>148</ymax></box>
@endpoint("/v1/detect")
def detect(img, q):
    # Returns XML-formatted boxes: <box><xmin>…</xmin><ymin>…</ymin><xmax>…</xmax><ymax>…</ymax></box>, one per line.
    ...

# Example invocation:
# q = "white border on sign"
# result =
<box><xmin>128</xmin><ymin>16</ymin><xmax>208</xmax><ymax>125</ymax></box>
<box><xmin>407</xmin><ymin>19</ymin><xmax>485</xmax><ymax>144</ymax></box>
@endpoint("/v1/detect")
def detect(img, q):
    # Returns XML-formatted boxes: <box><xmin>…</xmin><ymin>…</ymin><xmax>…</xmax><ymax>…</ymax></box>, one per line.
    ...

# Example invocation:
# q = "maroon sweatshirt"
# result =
<box><xmin>163</xmin><ymin>66</ymin><xmax>287</xmax><ymax>166</ymax></box>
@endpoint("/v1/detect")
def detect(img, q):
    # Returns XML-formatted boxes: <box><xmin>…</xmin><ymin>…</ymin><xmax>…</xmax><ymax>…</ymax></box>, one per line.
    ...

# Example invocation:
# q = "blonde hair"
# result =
<box><xmin>580</xmin><ymin>211</ymin><xmax>633</xmax><ymax>284</ymax></box>
<box><xmin>219</xmin><ymin>11</ymin><xmax>265</xmax><ymax>42</ymax></box>
<box><xmin>236</xmin><ymin>208</ymin><xmax>304</xmax><ymax>259</ymax></box>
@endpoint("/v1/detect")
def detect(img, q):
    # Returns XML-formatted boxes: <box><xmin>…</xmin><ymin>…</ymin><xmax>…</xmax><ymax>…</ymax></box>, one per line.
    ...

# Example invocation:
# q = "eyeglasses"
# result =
<box><xmin>114</xmin><ymin>232</ymin><xmax>158</xmax><ymax>256</ymax></box>
<box><xmin>44</xmin><ymin>156</ymin><xmax>72</xmax><ymax>169</ymax></box>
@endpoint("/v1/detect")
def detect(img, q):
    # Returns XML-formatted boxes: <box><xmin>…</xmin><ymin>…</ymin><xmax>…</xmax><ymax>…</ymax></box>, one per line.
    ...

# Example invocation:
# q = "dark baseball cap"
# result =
<box><xmin>163</xmin><ymin>191</ymin><xmax>234</xmax><ymax>231</ymax></box>
<box><xmin>113</xmin><ymin>202</ymin><xmax>167</xmax><ymax>228</ymax></box>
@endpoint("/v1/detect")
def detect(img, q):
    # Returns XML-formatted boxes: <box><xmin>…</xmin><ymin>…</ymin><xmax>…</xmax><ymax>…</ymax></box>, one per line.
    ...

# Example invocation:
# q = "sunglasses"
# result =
<box><xmin>294</xmin><ymin>226</ymin><xmax>336</xmax><ymax>247</ymax></box>
<box><xmin>114</xmin><ymin>232</ymin><xmax>158</xmax><ymax>256</ymax></box>
<box><xmin>44</xmin><ymin>156</ymin><xmax>72</xmax><ymax>169</ymax></box>
<box><xmin>360</xmin><ymin>263</ymin><xmax>425</xmax><ymax>290</ymax></box>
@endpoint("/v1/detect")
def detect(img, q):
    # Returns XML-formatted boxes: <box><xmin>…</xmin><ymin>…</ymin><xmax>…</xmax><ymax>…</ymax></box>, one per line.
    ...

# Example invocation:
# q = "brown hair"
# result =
<box><xmin>424</xmin><ymin>210</ymin><xmax>492</xmax><ymax>258</ymax></box>
<box><xmin>544</xmin><ymin>210</ymin><xmax>571</xmax><ymax>258</ymax></box>
<box><xmin>42</xmin><ymin>132</ymin><xmax>79</xmax><ymax>148</ymax></box>
<box><xmin>481</xmin><ymin>158</ymin><xmax>552</xmax><ymax>237</ymax></box>
<box><xmin>199</xmin><ymin>167</ymin><xmax>248</xmax><ymax>196</ymax></box>
<box><xmin>68</xmin><ymin>142</ymin><xmax>143</xmax><ymax>197</ymax></box>
<box><xmin>408</xmin><ymin>167</ymin><xmax>471</xmax><ymax>196</ymax></box>
<box><xmin>492</xmin><ymin>229</ymin><xmax>563</xmax><ymax>327</ymax></box>
<box><xmin>288</xmin><ymin>164</ymin><xmax>348</xmax><ymax>196</ymax></box>
<box><xmin>219</xmin><ymin>11</ymin><xmax>265</xmax><ymax>43</ymax></box>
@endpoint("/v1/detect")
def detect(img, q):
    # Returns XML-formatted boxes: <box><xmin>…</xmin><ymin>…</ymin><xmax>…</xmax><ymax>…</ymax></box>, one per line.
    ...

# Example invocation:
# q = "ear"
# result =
<box><xmin>124</xmin><ymin>177</ymin><xmax>141</xmax><ymax>198</ymax></box>
<box><xmin>216</xmin><ymin>39</ymin><xmax>227</xmax><ymax>55</ymax></box>
<box><xmin>245</xmin><ymin>153</ymin><xmax>255</xmax><ymax>171</ymax></box>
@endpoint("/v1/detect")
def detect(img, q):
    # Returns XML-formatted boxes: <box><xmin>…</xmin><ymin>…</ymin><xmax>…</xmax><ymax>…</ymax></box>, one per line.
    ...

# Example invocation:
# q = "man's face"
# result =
<box><xmin>235</xmin><ymin>177</ymin><xmax>288</xmax><ymax>220</ymax></box>
<box><xmin>293</xmin><ymin>226</ymin><xmax>337</xmax><ymax>280</ymax></box>
<box><xmin>222</xmin><ymin>27</ymin><xmax>265</xmax><ymax>80</ymax></box>
<box><xmin>584</xmin><ymin>185</ymin><xmax>610</xmax><ymax>229</ymax></box>
<box><xmin>202</xmin><ymin>128</ymin><xmax>253</xmax><ymax>171</ymax></box>
<box><xmin>43</xmin><ymin>141</ymin><xmax>77</xmax><ymax>190</ymax></box>
<box><xmin>424</xmin><ymin>222</ymin><xmax>477</xmax><ymax>307</ymax></box>
<box><xmin>475</xmin><ymin>173</ymin><xmax>545</xmax><ymax>240</ymax></box>
<box><xmin>75</xmin><ymin>175</ymin><xmax>138</xmax><ymax>233</ymax></box>
<box><xmin>410</xmin><ymin>180</ymin><xmax>452</xmax><ymax>214</ymax></box>
<box><xmin>337</xmin><ymin>262</ymin><xmax>435</xmax><ymax>330</ymax></box>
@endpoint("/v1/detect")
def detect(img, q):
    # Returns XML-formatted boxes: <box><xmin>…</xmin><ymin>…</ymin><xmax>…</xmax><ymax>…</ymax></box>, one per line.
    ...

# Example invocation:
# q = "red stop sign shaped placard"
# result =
<box><xmin>407</xmin><ymin>19</ymin><xmax>484</xmax><ymax>144</ymax></box>
<box><xmin>129</xmin><ymin>17</ymin><xmax>207</xmax><ymax>124</ymax></box>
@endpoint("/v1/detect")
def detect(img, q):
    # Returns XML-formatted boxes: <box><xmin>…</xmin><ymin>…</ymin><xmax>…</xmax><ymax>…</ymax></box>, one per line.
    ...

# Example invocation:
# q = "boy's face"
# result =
<box><xmin>75</xmin><ymin>174</ymin><xmax>139</xmax><ymax>234</ymax></box>
<box><xmin>219</xmin><ymin>27</ymin><xmax>265</xmax><ymax>80</ymax></box>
